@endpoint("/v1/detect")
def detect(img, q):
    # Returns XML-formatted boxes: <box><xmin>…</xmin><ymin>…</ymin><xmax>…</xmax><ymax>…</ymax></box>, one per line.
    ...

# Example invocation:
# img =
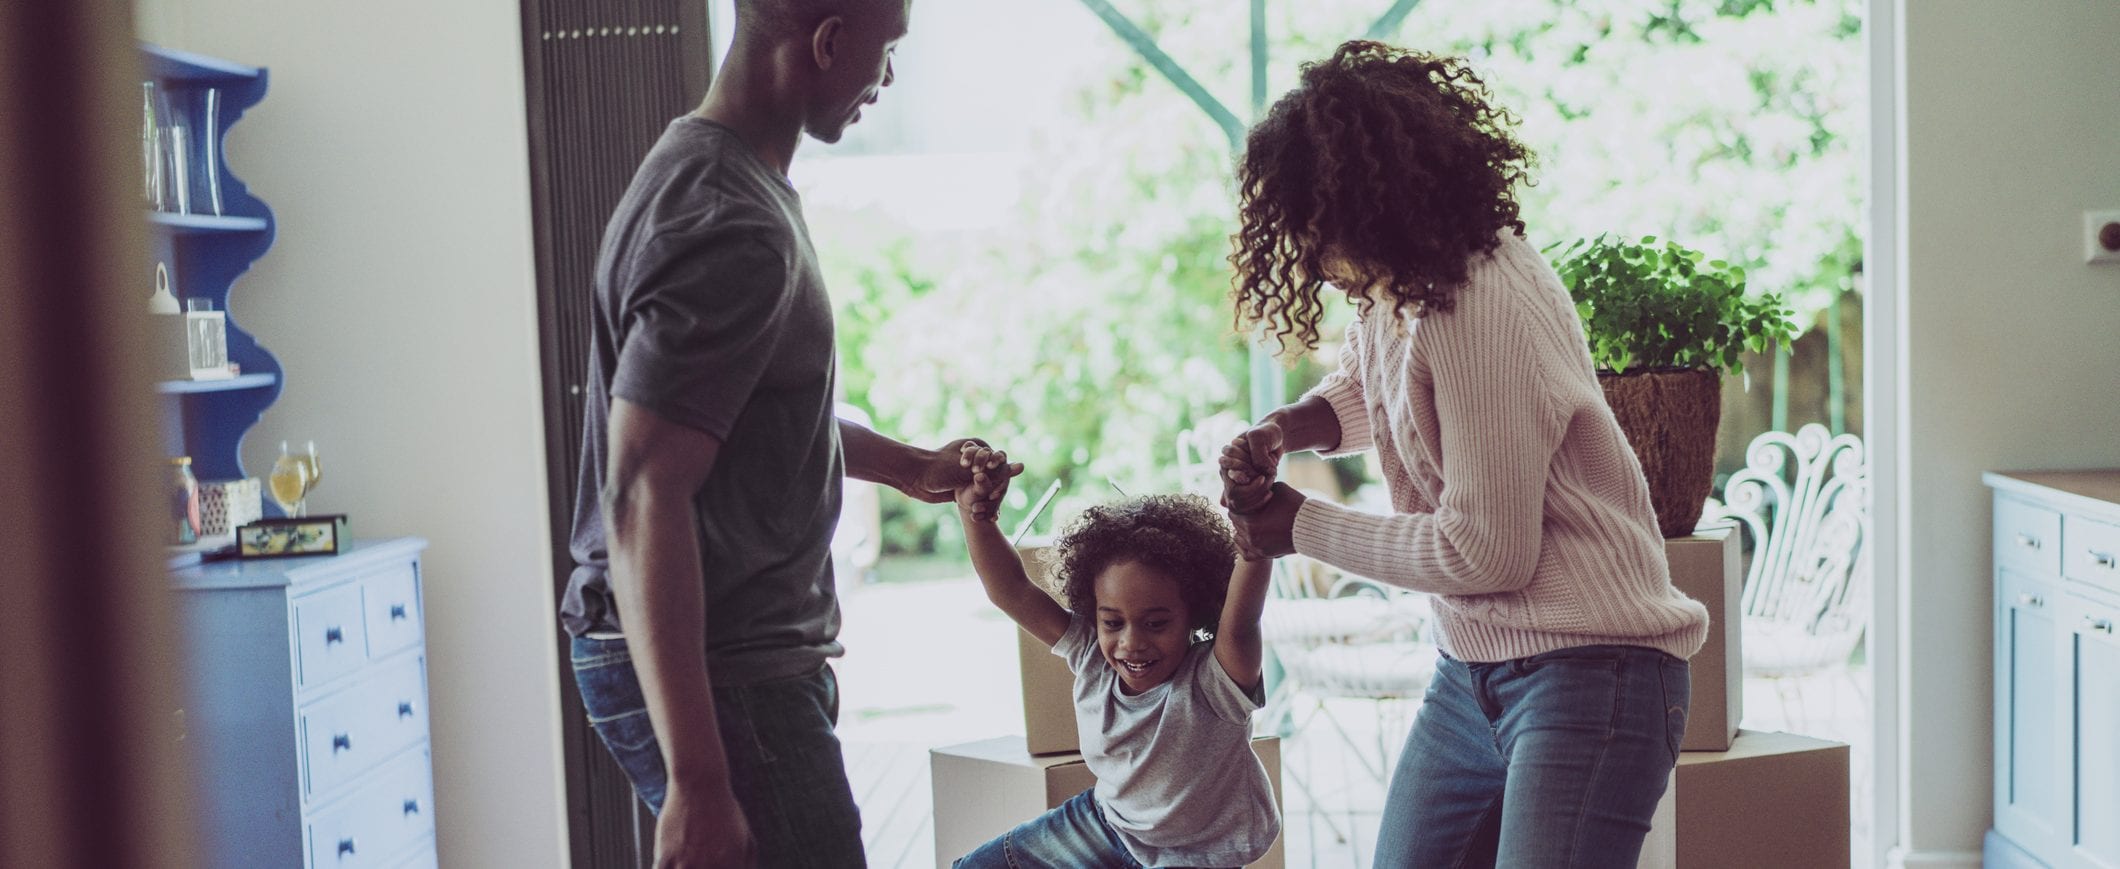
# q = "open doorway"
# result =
<box><xmin>788</xmin><ymin>1</ymin><xmax>1871</xmax><ymax>866</ymax></box>
<box><xmin>527</xmin><ymin>0</ymin><xmax>1874</xmax><ymax>864</ymax></box>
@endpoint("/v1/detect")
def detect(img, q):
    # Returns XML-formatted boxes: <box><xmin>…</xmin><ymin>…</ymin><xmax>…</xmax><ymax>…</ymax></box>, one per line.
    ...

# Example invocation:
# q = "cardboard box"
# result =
<box><xmin>1667</xmin><ymin>529</ymin><xmax>1742</xmax><ymax>751</ymax></box>
<box><xmin>1013</xmin><ymin>542</ymin><xmax>1082</xmax><ymax>756</ymax></box>
<box><xmin>1018</xmin><ymin>626</ymin><xmax>1079</xmax><ymax>756</ymax></box>
<box><xmin>931</xmin><ymin>735</ymin><xmax>1284</xmax><ymax>869</ymax></box>
<box><xmin>1640</xmin><ymin>730</ymin><xmax>1850</xmax><ymax>868</ymax></box>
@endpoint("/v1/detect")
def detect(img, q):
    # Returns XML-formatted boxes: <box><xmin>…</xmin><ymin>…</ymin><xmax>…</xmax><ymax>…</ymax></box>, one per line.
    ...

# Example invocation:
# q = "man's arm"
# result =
<box><xmin>839</xmin><ymin>417</ymin><xmax>982</xmax><ymax>504</ymax></box>
<box><xmin>604</xmin><ymin>397</ymin><xmax>752</xmax><ymax>864</ymax></box>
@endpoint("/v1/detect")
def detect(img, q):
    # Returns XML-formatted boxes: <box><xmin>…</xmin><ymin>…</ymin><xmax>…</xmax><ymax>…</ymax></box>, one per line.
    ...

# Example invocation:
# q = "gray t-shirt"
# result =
<box><xmin>562</xmin><ymin>117</ymin><xmax>844</xmax><ymax>687</ymax></box>
<box><xmin>1057</xmin><ymin>614</ymin><xmax>1281</xmax><ymax>867</ymax></box>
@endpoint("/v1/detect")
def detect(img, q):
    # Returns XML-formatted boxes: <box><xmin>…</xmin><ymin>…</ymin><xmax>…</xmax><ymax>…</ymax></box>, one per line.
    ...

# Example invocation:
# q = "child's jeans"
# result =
<box><xmin>1373</xmin><ymin>644</ymin><xmax>1689</xmax><ymax>868</ymax></box>
<box><xmin>954</xmin><ymin>788</ymin><xmax>1232</xmax><ymax>869</ymax></box>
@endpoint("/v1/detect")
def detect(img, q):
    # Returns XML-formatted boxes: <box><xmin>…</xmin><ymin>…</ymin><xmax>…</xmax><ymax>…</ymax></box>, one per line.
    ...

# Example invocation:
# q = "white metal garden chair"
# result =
<box><xmin>1700</xmin><ymin>423</ymin><xmax>1871</xmax><ymax>729</ymax></box>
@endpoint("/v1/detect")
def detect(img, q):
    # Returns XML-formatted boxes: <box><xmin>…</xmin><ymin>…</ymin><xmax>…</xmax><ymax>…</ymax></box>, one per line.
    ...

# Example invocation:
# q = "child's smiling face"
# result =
<box><xmin>1093</xmin><ymin>560</ymin><xmax>1196</xmax><ymax>695</ymax></box>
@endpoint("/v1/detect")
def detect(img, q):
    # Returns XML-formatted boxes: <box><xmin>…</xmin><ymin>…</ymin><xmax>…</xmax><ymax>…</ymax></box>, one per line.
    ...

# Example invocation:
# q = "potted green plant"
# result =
<box><xmin>1548</xmin><ymin>235</ymin><xmax>1797</xmax><ymax>537</ymax></box>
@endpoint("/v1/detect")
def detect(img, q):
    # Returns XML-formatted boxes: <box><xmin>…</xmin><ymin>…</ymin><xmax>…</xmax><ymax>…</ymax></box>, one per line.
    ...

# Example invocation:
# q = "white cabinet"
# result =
<box><xmin>2064</xmin><ymin>592</ymin><xmax>2120</xmax><ymax>869</ymax></box>
<box><xmin>172</xmin><ymin>537</ymin><xmax>434</xmax><ymax>868</ymax></box>
<box><xmin>1986</xmin><ymin>471</ymin><xmax>2120</xmax><ymax>869</ymax></box>
<box><xmin>1996</xmin><ymin>567</ymin><xmax>2067</xmax><ymax>855</ymax></box>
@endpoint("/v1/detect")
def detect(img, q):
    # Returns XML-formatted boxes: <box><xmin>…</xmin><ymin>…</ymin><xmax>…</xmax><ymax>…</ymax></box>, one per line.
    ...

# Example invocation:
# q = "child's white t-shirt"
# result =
<box><xmin>1056</xmin><ymin>614</ymin><xmax>1281</xmax><ymax>867</ymax></box>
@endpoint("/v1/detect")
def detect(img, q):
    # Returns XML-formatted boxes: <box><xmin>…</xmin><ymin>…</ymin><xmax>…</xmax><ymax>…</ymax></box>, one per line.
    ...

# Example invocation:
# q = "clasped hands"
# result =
<box><xmin>953</xmin><ymin>441</ymin><xmax>1022</xmax><ymax>522</ymax></box>
<box><xmin>1221</xmin><ymin>422</ymin><xmax>1304</xmax><ymax>561</ymax></box>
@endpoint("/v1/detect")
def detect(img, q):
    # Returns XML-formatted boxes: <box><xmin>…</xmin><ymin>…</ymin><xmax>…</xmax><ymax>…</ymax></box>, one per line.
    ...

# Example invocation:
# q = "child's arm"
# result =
<box><xmin>1213</xmin><ymin>553</ymin><xmax>1274</xmax><ymax>694</ymax></box>
<box><xmin>955</xmin><ymin>445</ymin><xmax>1071</xmax><ymax>647</ymax></box>
<box><xmin>1216</xmin><ymin>457</ymin><xmax>1275</xmax><ymax>691</ymax></box>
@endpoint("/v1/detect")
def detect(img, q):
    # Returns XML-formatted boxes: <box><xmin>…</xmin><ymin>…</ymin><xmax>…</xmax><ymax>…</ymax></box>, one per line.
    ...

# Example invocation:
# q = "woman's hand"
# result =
<box><xmin>1219</xmin><ymin>421</ymin><xmax>1286</xmax><ymax>513</ymax></box>
<box><xmin>1227</xmin><ymin>482</ymin><xmax>1304</xmax><ymax>560</ymax></box>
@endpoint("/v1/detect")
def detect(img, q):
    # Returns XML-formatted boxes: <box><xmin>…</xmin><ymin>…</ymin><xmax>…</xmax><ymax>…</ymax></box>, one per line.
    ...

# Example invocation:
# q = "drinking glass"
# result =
<box><xmin>141</xmin><ymin>81</ymin><xmax>162</xmax><ymax>207</ymax></box>
<box><xmin>200</xmin><ymin>88</ymin><xmax>225</xmax><ymax>216</ymax></box>
<box><xmin>269</xmin><ymin>440</ymin><xmax>310</xmax><ymax>517</ymax></box>
<box><xmin>298</xmin><ymin>440</ymin><xmax>322</xmax><ymax>499</ymax></box>
<box><xmin>168</xmin><ymin>126</ymin><xmax>191</xmax><ymax>214</ymax></box>
<box><xmin>153</xmin><ymin>86</ymin><xmax>180</xmax><ymax>212</ymax></box>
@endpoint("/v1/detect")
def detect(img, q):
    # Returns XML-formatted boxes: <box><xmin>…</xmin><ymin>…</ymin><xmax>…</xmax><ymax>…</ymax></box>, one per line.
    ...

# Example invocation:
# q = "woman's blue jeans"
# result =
<box><xmin>1374</xmin><ymin>644</ymin><xmax>1688</xmax><ymax>868</ymax></box>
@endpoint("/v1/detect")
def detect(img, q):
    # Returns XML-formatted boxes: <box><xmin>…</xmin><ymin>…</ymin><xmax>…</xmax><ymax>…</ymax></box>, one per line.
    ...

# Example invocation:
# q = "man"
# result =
<box><xmin>560</xmin><ymin>1</ymin><xmax>995</xmax><ymax>865</ymax></box>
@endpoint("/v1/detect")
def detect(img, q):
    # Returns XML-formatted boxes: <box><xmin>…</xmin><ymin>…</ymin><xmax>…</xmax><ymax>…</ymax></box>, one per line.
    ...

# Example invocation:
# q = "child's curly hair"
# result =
<box><xmin>1231</xmin><ymin>40</ymin><xmax>1536</xmax><ymax>355</ymax></box>
<box><xmin>1047</xmin><ymin>494</ymin><xmax>1237</xmax><ymax>641</ymax></box>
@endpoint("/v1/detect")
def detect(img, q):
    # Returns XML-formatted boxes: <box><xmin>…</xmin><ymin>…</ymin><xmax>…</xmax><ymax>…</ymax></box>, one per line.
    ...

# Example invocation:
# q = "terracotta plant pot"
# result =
<box><xmin>1599</xmin><ymin>367</ymin><xmax>1722</xmax><ymax>538</ymax></box>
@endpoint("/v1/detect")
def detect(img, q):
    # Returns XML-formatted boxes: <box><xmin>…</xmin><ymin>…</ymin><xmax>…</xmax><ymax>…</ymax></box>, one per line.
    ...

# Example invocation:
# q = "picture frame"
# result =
<box><xmin>236</xmin><ymin>514</ymin><xmax>349</xmax><ymax>559</ymax></box>
<box><xmin>185</xmin><ymin>300</ymin><xmax>232</xmax><ymax>381</ymax></box>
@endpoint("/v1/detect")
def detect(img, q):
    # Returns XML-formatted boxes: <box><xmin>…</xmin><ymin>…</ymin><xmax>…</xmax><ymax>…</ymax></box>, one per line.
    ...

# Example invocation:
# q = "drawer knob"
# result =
<box><xmin>398</xmin><ymin>701</ymin><xmax>415</xmax><ymax>719</ymax></box>
<box><xmin>389</xmin><ymin>603</ymin><xmax>408</xmax><ymax>621</ymax></box>
<box><xmin>2089</xmin><ymin>617</ymin><xmax>2116</xmax><ymax>635</ymax></box>
<box><xmin>403</xmin><ymin>798</ymin><xmax>421</xmax><ymax>816</ymax></box>
<box><xmin>2015</xmin><ymin>533</ymin><xmax>2043</xmax><ymax>551</ymax></box>
<box><xmin>332</xmin><ymin>733</ymin><xmax>351</xmax><ymax>753</ymax></box>
<box><xmin>2092</xmin><ymin>550</ymin><xmax>2117</xmax><ymax>571</ymax></box>
<box><xmin>337</xmin><ymin>837</ymin><xmax>356</xmax><ymax>857</ymax></box>
<box><xmin>2017</xmin><ymin>593</ymin><xmax>2045</xmax><ymax>608</ymax></box>
<box><xmin>324</xmin><ymin>626</ymin><xmax>344</xmax><ymax>645</ymax></box>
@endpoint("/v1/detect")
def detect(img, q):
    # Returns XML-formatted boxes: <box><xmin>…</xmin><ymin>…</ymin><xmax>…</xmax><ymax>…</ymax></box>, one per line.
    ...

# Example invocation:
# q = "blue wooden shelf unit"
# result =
<box><xmin>142</xmin><ymin>42</ymin><xmax>281</xmax><ymax>486</ymax></box>
<box><xmin>146</xmin><ymin>45</ymin><xmax>441</xmax><ymax>869</ymax></box>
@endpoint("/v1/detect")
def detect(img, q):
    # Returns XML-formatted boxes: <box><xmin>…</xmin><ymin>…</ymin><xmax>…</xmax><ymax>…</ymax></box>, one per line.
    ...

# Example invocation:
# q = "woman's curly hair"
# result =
<box><xmin>1231</xmin><ymin>40</ymin><xmax>1536</xmax><ymax>355</ymax></box>
<box><xmin>1047</xmin><ymin>494</ymin><xmax>1237</xmax><ymax>640</ymax></box>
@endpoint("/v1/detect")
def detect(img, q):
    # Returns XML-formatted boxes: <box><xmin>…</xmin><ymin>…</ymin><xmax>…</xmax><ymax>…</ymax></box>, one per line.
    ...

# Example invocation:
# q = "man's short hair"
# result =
<box><xmin>733</xmin><ymin>0</ymin><xmax>890</xmax><ymax>42</ymax></box>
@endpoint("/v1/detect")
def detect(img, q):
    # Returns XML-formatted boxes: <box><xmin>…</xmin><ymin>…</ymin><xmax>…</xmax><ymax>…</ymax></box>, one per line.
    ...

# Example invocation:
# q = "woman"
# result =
<box><xmin>1218</xmin><ymin>41</ymin><xmax>1709</xmax><ymax>868</ymax></box>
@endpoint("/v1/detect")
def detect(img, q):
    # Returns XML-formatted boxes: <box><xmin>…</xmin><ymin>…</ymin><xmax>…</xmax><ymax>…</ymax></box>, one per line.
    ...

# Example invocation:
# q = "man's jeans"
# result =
<box><xmin>1374</xmin><ymin>644</ymin><xmax>1689</xmax><ymax>868</ymax></box>
<box><xmin>570</xmin><ymin>636</ymin><xmax>864</xmax><ymax>868</ymax></box>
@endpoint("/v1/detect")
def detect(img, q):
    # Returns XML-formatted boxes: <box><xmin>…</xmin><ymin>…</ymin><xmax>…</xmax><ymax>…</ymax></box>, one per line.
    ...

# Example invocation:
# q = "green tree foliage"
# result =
<box><xmin>817</xmin><ymin>0</ymin><xmax>1861</xmax><ymax>557</ymax></box>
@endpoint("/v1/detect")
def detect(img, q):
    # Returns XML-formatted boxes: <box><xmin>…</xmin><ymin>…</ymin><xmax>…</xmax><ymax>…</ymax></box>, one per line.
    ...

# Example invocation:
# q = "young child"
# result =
<box><xmin>950</xmin><ymin>444</ymin><xmax>1280</xmax><ymax>869</ymax></box>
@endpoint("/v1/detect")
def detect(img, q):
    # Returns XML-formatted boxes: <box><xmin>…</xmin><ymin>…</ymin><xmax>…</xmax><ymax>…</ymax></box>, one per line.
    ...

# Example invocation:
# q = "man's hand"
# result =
<box><xmin>1228</xmin><ymin>482</ymin><xmax>1304</xmax><ymax>560</ymax></box>
<box><xmin>655</xmin><ymin>779</ymin><xmax>755</xmax><ymax>868</ymax></box>
<box><xmin>954</xmin><ymin>443</ymin><xmax>1021</xmax><ymax>523</ymax></box>
<box><xmin>904</xmin><ymin>437</ymin><xmax>1014</xmax><ymax>503</ymax></box>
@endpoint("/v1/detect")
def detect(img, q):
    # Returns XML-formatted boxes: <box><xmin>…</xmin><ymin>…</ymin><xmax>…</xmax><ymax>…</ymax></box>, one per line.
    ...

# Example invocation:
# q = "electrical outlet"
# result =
<box><xmin>2088</xmin><ymin>210</ymin><xmax>2120</xmax><ymax>265</ymax></box>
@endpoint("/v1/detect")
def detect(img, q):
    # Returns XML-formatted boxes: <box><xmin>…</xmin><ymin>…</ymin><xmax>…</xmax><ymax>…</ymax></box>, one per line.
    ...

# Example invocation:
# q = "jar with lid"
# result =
<box><xmin>170</xmin><ymin>456</ymin><xmax>201</xmax><ymax>545</ymax></box>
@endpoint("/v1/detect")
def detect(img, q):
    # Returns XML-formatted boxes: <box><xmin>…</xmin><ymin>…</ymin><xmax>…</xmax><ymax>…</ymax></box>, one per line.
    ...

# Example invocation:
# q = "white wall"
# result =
<box><xmin>1896</xmin><ymin>0</ymin><xmax>2120</xmax><ymax>864</ymax></box>
<box><xmin>133</xmin><ymin>2</ymin><xmax>568</xmax><ymax>866</ymax></box>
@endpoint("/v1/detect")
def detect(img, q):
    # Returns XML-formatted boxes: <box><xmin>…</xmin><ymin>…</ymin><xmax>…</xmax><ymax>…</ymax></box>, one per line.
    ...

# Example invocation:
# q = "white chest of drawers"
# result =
<box><xmin>1984</xmin><ymin>471</ymin><xmax>2120</xmax><ymax>869</ymax></box>
<box><xmin>171</xmin><ymin>537</ymin><xmax>436</xmax><ymax>868</ymax></box>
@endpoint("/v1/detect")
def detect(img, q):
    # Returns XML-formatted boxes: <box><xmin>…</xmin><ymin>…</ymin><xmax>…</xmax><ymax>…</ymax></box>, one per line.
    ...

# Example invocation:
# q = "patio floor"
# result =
<box><xmin>835</xmin><ymin>574</ymin><xmax>1872</xmax><ymax>869</ymax></box>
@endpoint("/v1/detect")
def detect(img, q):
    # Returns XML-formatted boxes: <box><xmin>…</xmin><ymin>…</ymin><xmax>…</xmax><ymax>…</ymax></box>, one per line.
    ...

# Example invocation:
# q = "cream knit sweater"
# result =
<box><xmin>1291</xmin><ymin>230</ymin><xmax>1710</xmax><ymax>663</ymax></box>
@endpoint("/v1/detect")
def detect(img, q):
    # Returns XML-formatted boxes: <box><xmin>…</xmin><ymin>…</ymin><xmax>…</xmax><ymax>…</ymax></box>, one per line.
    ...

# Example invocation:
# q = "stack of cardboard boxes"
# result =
<box><xmin>930</xmin><ymin>542</ymin><xmax>1287</xmax><ymax>868</ymax></box>
<box><xmin>1638</xmin><ymin>528</ymin><xmax>1852</xmax><ymax>869</ymax></box>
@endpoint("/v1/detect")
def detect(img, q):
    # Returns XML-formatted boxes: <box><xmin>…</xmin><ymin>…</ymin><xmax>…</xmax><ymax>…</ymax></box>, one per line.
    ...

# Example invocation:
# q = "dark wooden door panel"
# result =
<box><xmin>517</xmin><ymin>2</ymin><xmax>711</xmax><ymax>866</ymax></box>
